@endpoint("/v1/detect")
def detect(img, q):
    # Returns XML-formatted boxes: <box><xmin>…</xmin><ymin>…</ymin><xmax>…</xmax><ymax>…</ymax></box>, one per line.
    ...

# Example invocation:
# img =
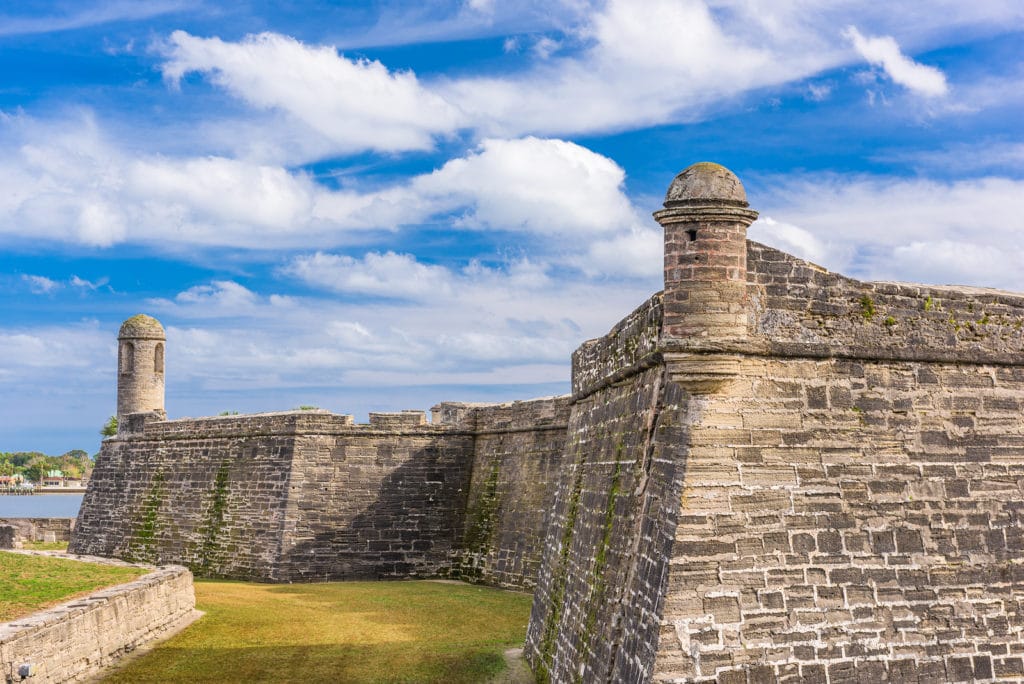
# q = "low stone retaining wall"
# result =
<box><xmin>0</xmin><ymin>553</ymin><xmax>199</xmax><ymax>683</ymax></box>
<box><xmin>0</xmin><ymin>519</ymin><xmax>75</xmax><ymax>545</ymax></box>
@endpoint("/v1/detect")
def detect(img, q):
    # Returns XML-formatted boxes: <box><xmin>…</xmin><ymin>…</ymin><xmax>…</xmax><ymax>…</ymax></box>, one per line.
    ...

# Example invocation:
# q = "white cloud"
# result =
<box><xmin>441</xmin><ymin>0</ymin><xmax>788</xmax><ymax>136</ymax></box>
<box><xmin>881</xmin><ymin>240</ymin><xmax>1020</xmax><ymax>290</ymax></box>
<box><xmin>749</xmin><ymin>216</ymin><xmax>829</xmax><ymax>265</ymax></box>
<box><xmin>579</xmin><ymin>227</ymin><xmax>662</xmax><ymax>279</ymax></box>
<box><xmin>147</xmin><ymin>280</ymin><xmax>295</xmax><ymax>318</ymax></box>
<box><xmin>876</xmin><ymin>141</ymin><xmax>1024</xmax><ymax>174</ymax></box>
<box><xmin>283</xmin><ymin>252</ymin><xmax>455</xmax><ymax>300</ymax></box>
<box><xmin>328</xmin><ymin>0</ymin><xmax>590</xmax><ymax>51</ymax></box>
<box><xmin>0</xmin><ymin>120</ymin><xmax>647</xmax><ymax>274</ymax></box>
<box><xmin>130</xmin><ymin>155</ymin><xmax>320</xmax><ymax>235</ymax></box>
<box><xmin>532</xmin><ymin>36</ymin><xmax>560</xmax><ymax>59</ymax></box>
<box><xmin>408</xmin><ymin>137</ymin><xmax>642</xmax><ymax>236</ymax></box>
<box><xmin>844</xmin><ymin>26</ymin><xmax>949</xmax><ymax>98</ymax></box>
<box><xmin>135</xmin><ymin>251</ymin><xmax>654</xmax><ymax>398</ymax></box>
<box><xmin>152</xmin><ymin>1</ymin><xmax>838</xmax><ymax>145</ymax></box>
<box><xmin>282</xmin><ymin>251</ymin><xmax>561</xmax><ymax>303</ymax></box>
<box><xmin>149</xmin><ymin>2</ymin><xmax>1024</xmax><ymax>150</ymax></box>
<box><xmin>22</xmin><ymin>274</ymin><xmax>61</xmax><ymax>294</ymax></box>
<box><xmin>70</xmin><ymin>275</ymin><xmax>108</xmax><ymax>290</ymax></box>
<box><xmin>20</xmin><ymin>273</ymin><xmax>109</xmax><ymax>294</ymax></box>
<box><xmin>758</xmin><ymin>174</ymin><xmax>1024</xmax><ymax>290</ymax></box>
<box><xmin>175</xmin><ymin>280</ymin><xmax>259</xmax><ymax>308</ymax></box>
<box><xmin>806</xmin><ymin>82</ymin><xmax>833</xmax><ymax>102</ymax></box>
<box><xmin>160</xmin><ymin>31</ymin><xmax>466</xmax><ymax>156</ymax></box>
<box><xmin>0</xmin><ymin>323</ymin><xmax>110</xmax><ymax>386</ymax></box>
<box><xmin>466</xmin><ymin>0</ymin><xmax>496</xmax><ymax>14</ymax></box>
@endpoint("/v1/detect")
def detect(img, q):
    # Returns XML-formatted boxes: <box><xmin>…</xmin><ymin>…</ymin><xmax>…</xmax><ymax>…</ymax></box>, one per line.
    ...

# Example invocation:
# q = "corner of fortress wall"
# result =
<box><xmin>525</xmin><ymin>231</ymin><xmax>1024</xmax><ymax>681</ymax></box>
<box><xmin>523</xmin><ymin>164</ymin><xmax>1024</xmax><ymax>681</ymax></box>
<box><xmin>72</xmin><ymin>162</ymin><xmax>1024</xmax><ymax>682</ymax></box>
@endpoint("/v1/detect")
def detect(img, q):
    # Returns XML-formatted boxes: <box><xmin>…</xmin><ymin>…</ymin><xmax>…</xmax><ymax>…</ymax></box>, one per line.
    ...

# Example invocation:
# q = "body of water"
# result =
<box><xmin>0</xmin><ymin>494</ymin><xmax>83</xmax><ymax>518</ymax></box>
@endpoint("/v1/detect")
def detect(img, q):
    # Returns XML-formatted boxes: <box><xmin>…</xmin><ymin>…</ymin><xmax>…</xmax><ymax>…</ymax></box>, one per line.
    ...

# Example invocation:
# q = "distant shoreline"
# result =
<box><xmin>0</xmin><ymin>489</ymin><xmax>87</xmax><ymax>496</ymax></box>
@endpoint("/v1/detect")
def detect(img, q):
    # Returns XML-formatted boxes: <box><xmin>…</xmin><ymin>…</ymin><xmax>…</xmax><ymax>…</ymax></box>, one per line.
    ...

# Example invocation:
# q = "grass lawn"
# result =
<box><xmin>0</xmin><ymin>551</ymin><xmax>148</xmax><ymax>622</ymax></box>
<box><xmin>20</xmin><ymin>540</ymin><xmax>69</xmax><ymax>551</ymax></box>
<box><xmin>104</xmin><ymin>579</ymin><xmax>533</xmax><ymax>683</ymax></box>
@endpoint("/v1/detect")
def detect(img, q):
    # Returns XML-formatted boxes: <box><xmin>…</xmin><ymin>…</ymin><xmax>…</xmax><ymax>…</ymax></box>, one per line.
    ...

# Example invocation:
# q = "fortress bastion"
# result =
<box><xmin>72</xmin><ymin>163</ymin><xmax>1024</xmax><ymax>683</ymax></box>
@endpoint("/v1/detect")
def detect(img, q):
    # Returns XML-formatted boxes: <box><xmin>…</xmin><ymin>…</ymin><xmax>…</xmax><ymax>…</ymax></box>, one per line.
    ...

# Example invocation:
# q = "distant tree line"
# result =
<box><xmin>0</xmin><ymin>450</ymin><xmax>95</xmax><ymax>485</ymax></box>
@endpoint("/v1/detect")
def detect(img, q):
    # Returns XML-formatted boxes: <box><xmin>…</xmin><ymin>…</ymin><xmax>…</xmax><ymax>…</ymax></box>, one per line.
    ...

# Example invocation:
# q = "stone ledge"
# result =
<box><xmin>0</xmin><ymin>553</ymin><xmax>199</xmax><ymax>683</ymax></box>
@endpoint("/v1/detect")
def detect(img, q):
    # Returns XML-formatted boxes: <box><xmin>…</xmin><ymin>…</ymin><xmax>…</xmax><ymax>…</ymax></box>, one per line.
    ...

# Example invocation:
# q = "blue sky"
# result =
<box><xmin>1</xmin><ymin>0</ymin><xmax>1022</xmax><ymax>453</ymax></box>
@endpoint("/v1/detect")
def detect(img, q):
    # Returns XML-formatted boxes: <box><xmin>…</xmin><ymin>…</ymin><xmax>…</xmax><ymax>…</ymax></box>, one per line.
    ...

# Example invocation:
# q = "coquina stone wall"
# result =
<box><xmin>449</xmin><ymin>397</ymin><xmax>572</xmax><ymax>589</ymax></box>
<box><xmin>73</xmin><ymin>161</ymin><xmax>1024</xmax><ymax>682</ymax></box>
<box><xmin>0</xmin><ymin>556</ymin><xmax>196</xmax><ymax>683</ymax></box>
<box><xmin>525</xmin><ymin>163</ymin><xmax>1024</xmax><ymax>683</ymax></box>
<box><xmin>72</xmin><ymin>411</ymin><xmax>472</xmax><ymax>581</ymax></box>
<box><xmin>647</xmin><ymin>244</ymin><xmax>1024</xmax><ymax>682</ymax></box>
<box><xmin>525</xmin><ymin>295</ymin><xmax>691</xmax><ymax>682</ymax></box>
<box><xmin>71</xmin><ymin>412</ymin><xmax>304</xmax><ymax>579</ymax></box>
<box><xmin>0</xmin><ymin>518</ymin><xmax>75</xmax><ymax>545</ymax></box>
<box><xmin>72</xmin><ymin>402</ymin><xmax>572</xmax><ymax>586</ymax></box>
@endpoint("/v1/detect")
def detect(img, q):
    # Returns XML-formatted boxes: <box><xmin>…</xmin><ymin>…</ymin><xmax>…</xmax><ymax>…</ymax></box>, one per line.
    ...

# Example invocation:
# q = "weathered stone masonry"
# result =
<box><xmin>72</xmin><ymin>402</ymin><xmax>569</xmax><ymax>587</ymax></box>
<box><xmin>525</xmin><ymin>163</ymin><xmax>1024</xmax><ymax>683</ymax></box>
<box><xmin>73</xmin><ymin>161</ymin><xmax>1024</xmax><ymax>682</ymax></box>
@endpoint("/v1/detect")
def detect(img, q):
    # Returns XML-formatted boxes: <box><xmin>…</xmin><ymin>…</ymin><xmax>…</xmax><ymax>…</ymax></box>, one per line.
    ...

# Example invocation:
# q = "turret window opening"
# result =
<box><xmin>120</xmin><ymin>342</ymin><xmax>135</xmax><ymax>374</ymax></box>
<box><xmin>155</xmin><ymin>343</ymin><xmax>164</xmax><ymax>374</ymax></box>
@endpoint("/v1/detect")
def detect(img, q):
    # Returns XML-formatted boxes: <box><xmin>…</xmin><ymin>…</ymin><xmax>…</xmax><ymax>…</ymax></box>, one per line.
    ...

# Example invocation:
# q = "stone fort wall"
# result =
<box><xmin>73</xmin><ymin>162</ymin><xmax>1024</xmax><ymax>682</ymax></box>
<box><xmin>524</xmin><ymin>239</ymin><xmax>1024</xmax><ymax>682</ymax></box>
<box><xmin>71</xmin><ymin>401</ymin><xmax>571</xmax><ymax>587</ymax></box>
<box><xmin>648</xmin><ymin>243</ymin><xmax>1024</xmax><ymax>682</ymax></box>
<box><xmin>525</xmin><ymin>294</ymin><xmax>691</xmax><ymax>683</ymax></box>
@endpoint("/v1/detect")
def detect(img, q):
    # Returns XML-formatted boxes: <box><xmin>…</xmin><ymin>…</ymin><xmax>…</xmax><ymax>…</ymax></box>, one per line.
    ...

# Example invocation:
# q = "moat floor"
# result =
<box><xmin>101</xmin><ymin>578</ymin><xmax>532</xmax><ymax>683</ymax></box>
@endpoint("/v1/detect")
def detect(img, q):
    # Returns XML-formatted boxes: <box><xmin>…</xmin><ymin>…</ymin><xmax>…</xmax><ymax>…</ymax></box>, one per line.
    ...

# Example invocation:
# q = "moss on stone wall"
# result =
<box><xmin>124</xmin><ymin>471</ymin><xmax>165</xmax><ymax>564</ymax></box>
<box><xmin>536</xmin><ymin>437</ymin><xmax>589</xmax><ymax>683</ymax></box>
<box><xmin>193</xmin><ymin>460</ymin><xmax>232</xmax><ymax>576</ymax></box>
<box><xmin>575</xmin><ymin>441</ymin><xmax>624</xmax><ymax>683</ymax></box>
<box><xmin>454</xmin><ymin>459</ymin><xmax>502</xmax><ymax>581</ymax></box>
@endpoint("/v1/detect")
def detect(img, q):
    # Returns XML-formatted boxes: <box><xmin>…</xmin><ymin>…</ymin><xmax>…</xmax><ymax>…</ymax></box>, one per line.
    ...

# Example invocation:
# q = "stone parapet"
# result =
<box><xmin>572</xmin><ymin>293</ymin><xmax>663</xmax><ymax>398</ymax></box>
<box><xmin>743</xmin><ymin>241</ymin><xmax>1024</xmax><ymax>365</ymax></box>
<box><xmin>0</xmin><ymin>519</ymin><xmax>75</xmax><ymax>545</ymax></box>
<box><xmin>0</xmin><ymin>555</ymin><xmax>197</xmax><ymax>683</ymax></box>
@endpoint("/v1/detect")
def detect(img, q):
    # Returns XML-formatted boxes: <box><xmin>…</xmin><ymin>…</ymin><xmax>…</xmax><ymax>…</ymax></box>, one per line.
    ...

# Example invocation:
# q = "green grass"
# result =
<box><xmin>104</xmin><ymin>579</ymin><xmax>533</xmax><ymax>683</ymax></box>
<box><xmin>0</xmin><ymin>551</ymin><xmax>148</xmax><ymax>621</ymax></box>
<box><xmin>20</xmin><ymin>540</ymin><xmax>69</xmax><ymax>551</ymax></box>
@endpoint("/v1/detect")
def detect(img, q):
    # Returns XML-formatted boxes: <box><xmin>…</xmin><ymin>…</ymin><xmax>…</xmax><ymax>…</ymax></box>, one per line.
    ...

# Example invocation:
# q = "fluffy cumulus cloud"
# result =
<box><xmin>0</xmin><ymin>322</ymin><xmax>111</xmax><ymax>384</ymax></box>
<box><xmin>844</xmin><ymin>26</ymin><xmax>949</xmax><ymax>97</ymax></box>
<box><xmin>153</xmin><ymin>0</ymin><xmax>1022</xmax><ymax>144</ymax></box>
<box><xmin>160</xmin><ymin>31</ymin><xmax>465</xmax><ymax>155</ymax></box>
<box><xmin>748</xmin><ymin>217</ymin><xmax>829</xmax><ymax>266</ymax></box>
<box><xmin>154</xmin><ymin>0</ymin><xmax>828</xmax><ymax>143</ymax></box>
<box><xmin>578</xmin><ymin>227</ymin><xmax>662</xmax><ymax>279</ymax></box>
<box><xmin>408</xmin><ymin>137</ymin><xmax>643</xmax><ymax>235</ymax></box>
<box><xmin>0</xmin><ymin>121</ymin><xmax>647</xmax><ymax>276</ymax></box>
<box><xmin>0</xmin><ymin>119</ymin><xmax>323</xmax><ymax>247</ymax></box>
<box><xmin>453</xmin><ymin>0</ymin><xmax>789</xmax><ymax>134</ymax></box>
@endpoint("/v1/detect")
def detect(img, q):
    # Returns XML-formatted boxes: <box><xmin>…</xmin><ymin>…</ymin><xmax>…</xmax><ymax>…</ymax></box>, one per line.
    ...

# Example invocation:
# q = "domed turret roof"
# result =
<box><xmin>118</xmin><ymin>314</ymin><xmax>166</xmax><ymax>339</ymax></box>
<box><xmin>664</xmin><ymin>162</ymin><xmax>748</xmax><ymax>207</ymax></box>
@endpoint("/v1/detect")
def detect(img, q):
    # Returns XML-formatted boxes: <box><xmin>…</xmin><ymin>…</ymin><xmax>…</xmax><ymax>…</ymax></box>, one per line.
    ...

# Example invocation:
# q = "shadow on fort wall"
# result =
<box><xmin>275</xmin><ymin>443</ymin><xmax>473</xmax><ymax>582</ymax></box>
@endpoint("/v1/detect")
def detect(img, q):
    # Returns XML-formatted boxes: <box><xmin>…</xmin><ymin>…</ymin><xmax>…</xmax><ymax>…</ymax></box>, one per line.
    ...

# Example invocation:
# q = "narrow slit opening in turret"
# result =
<box><xmin>686</xmin><ymin>229</ymin><xmax>697</xmax><ymax>241</ymax></box>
